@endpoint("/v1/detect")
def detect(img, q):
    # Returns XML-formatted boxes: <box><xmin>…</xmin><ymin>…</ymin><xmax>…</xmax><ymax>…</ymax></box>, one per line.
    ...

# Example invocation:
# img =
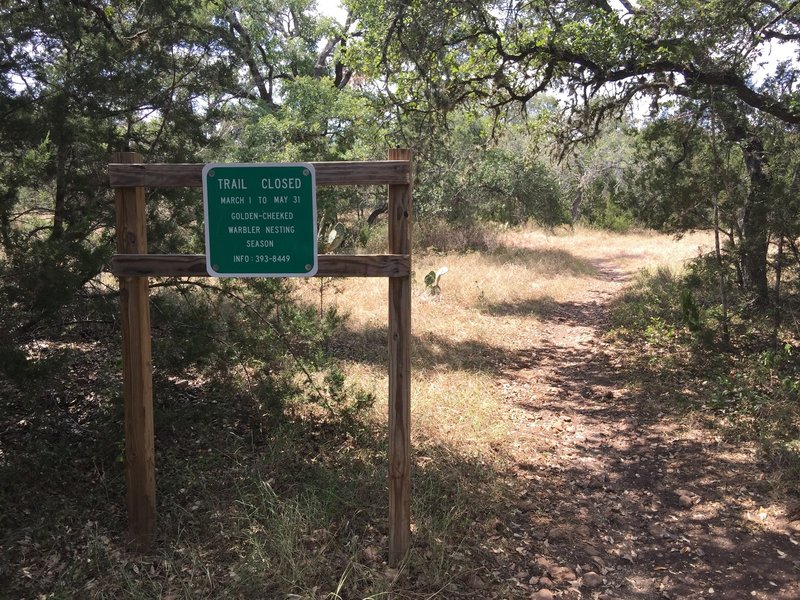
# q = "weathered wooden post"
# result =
<box><xmin>109</xmin><ymin>152</ymin><xmax>413</xmax><ymax>559</ymax></box>
<box><xmin>387</xmin><ymin>148</ymin><xmax>412</xmax><ymax>566</ymax></box>
<box><xmin>113</xmin><ymin>151</ymin><xmax>156</xmax><ymax>548</ymax></box>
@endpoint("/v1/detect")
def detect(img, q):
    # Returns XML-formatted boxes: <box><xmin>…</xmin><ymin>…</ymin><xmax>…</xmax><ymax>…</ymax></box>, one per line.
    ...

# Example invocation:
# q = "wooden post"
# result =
<box><xmin>113</xmin><ymin>151</ymin><xmax>156</xmax><ymax>549</ymax></box>
<box><xmin>387</xmin><ymin>148</ymin><xmax>412</xmax><ymax>566</ymax></box>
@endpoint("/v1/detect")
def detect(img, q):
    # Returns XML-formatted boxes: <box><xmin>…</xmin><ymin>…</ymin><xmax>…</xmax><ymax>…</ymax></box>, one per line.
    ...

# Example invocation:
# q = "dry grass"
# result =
<box><xmin>298</xmin><ymin>225</ymin><xmax>711</xmax><ymax>456</ymax></box>
<box><xmin>498</xmin><ymin>226</ymin><xmax>712</xmax><ymax>275</ymax></box>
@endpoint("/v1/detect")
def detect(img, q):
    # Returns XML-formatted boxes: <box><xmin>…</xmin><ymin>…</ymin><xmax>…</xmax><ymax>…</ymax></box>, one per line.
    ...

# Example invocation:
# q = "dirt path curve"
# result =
<box><xmin>493</xmin><ymin>259</ymin><xmax>800</xmax><ymax>600</ymax></box>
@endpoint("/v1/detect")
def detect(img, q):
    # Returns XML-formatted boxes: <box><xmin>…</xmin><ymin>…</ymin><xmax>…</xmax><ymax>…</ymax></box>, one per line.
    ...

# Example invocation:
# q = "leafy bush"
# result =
<box><xmin>591</xmin><ymin>199</ymin><xmax>637</xmax><ymax>233</ymax></box>
<box><xmin>409</xmin><ymin>108</ymin><xmax>569</xmax><ymax>229</ymax></box>
<box><xmin>611</xmin><ymin>266</ymin><xmax>685</xmax><ymax>341</ymax></box>
<box><xmin>470</xmin><ymin>149</ymin><xmax>567</xmax><ymax>226</ymax></box>
<box><xmin>150</xmin><ymin>278</ymin><xmax>355</xmax><ymax>418</ymax></box>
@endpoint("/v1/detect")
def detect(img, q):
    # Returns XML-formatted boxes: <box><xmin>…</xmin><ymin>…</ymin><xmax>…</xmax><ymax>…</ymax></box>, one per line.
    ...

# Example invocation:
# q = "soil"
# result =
<box><xmin>489</xmin><ymin>261</ymin><xmax>800</xmax><ymax>599</ymax></box>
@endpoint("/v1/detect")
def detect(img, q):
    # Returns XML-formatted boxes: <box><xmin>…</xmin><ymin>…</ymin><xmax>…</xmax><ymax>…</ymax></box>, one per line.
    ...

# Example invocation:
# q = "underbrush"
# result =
<box><xmin>610</xmin><ymin>257</ymin><xmax>800</xmax><ymax>493</ymax></box>
<box><xmin>0</xmin><ymin>274</ymin><xmax>519</xmax><ymax>599</ymax></box>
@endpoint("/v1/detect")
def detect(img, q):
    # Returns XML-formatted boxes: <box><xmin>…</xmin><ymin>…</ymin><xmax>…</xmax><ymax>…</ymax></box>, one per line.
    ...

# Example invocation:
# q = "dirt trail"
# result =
<box><xmin>492</xmin><ymin>258</ymin><xmax>800</xmax><ymax>599</ymax></box>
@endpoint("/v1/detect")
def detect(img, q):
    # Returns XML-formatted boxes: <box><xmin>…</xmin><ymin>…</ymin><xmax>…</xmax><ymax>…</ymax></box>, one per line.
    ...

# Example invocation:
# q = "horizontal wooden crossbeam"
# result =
<box><xmin>112</xmin><ymin>253</ymin><xmax>410</xmax><ymax>278</ymax></box>
<box><xmin>108</xmin><ymin>161</ymin><xmax>411</xmax><ymax>188</ymax></box>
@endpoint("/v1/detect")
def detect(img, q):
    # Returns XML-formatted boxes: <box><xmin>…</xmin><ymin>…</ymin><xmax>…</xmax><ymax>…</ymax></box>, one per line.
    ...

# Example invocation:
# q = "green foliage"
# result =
<box><xmin>679</xmin><ymin>288</ymin><xmax>702</xmax><ymax>334</ymax></box>
<box><xmin>424</xmin><ymin>270</ymin><xmax>438</xmax><ymax>290</ymax></box>
<box><xmin>126</xmin><ymin>278</ymin><xmax>355</xmax><ymax>420</ymax></box>
<box><xmin>321</xmin><ymin>364</ymin><xmax>376</xmax><ymax>424</ymax></box>
<box><xmin>611</xmin><ymin>260</ymin><xmax>722</xmax><ymax>348</ymax></box>
<box><xmin>0</xmin><ymin>0</ymin><xmax>388</xmax><ymax>425</ymax></box>
<box><xmin>619</xmin><ymin>117</ymin><xmax>738</xmax><ymax>232</ymax></box>
<box><xmin>472</xmin><ymin>148</ymin><xmax>566</xmax><ymax>225</ymax></box>
<box><xmin>345</xmin><ymin>0</ymin><xmax>800</xmax><ymax>128</ymax></box>
<box><xmin>611</xmin><ymin>267</ymin><xmax>685</xmax><ymax>341</ymax></box>
<box><xmin>229</xmin><ymin>77</ymin><xmax>383</xmax><ymax>164</ymax></box>
<box><xmin>555</xmin><ymin>121</ymin><xmax>639</xmax><ymax>230</ymax></box>
<box><xmin>0</xmin><ymin>0</ymin><xmax>231</xmax><ymax>343</ymax></box>
<box><xmin>630</xmin><ymin>246</ymin><xmax>800</xmax><ymax>351</ymax></box>
<box><xmin>612</xmin><ymin>256</ymin><xmax>800</xmax><ymax>489</ymax></box>
<box><xmin>643</xmin><ymin>316</ymin><xmax>679</xmax><ymax>346</ymax></box>
<box><xmin>591</xmin><ymin>199</ymin><xmax>637</xmax><ymax>233</ymax></box>
<box><xmin>224</xmin><ymin>75</ymin><xmax>388</xmax><ymax>241</ymax></box>
<box><xmin>423</xmin><ymin>266</ymin><xmax>448</xmax><ymax>295</ymax></box>
<box><xmin>3</xmin><ymin>0</ymin><xmax>800</xmax><ymax>466</ymax></box>
<box><xmin>344</xmin><ymin>0</ymin><xmax>800</xmax><ymax>303</ymax></box>
<box><xmin>407</xmin><ymin>107</ymin><xmax>569</xmax><ymax>228</ymax></box>
<box><xmin>703</xmin><ymin>351</ymin><xmax>800</xmax><ymax>484</ymax></box>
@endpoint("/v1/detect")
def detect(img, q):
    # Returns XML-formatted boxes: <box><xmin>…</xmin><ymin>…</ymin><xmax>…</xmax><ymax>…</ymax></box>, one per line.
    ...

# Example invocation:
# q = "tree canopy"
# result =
<box><xmin>1</xmin><ymin>0</ymin><xmax>799</xmax><ymax>361</ymax></box>
<box><xmin>346</xmin><ymin>0</ymin><xmax>800</xmax><ymax>124</ymax></box>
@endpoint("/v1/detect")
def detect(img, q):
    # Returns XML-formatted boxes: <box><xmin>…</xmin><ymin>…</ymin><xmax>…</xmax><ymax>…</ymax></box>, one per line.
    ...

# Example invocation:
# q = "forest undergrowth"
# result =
<box><xmin>610</xmin><ymin>260</ymin><xmax>800</xmax><ymax>495</ymax></box>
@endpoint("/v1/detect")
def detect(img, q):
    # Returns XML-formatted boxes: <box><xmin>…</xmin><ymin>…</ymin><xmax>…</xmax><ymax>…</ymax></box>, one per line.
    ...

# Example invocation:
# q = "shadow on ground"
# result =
<box><xmin>2</xmin><ymin>268</ymin><xmax>798</xmax><ymax>599</ymax></box>
<box><xmin>0</xmin><ymin>327</ymin><xmax>523</xmax><ymax>599</ymax></box>
<box><xmin>331</xmin><ymin>324</ymin><xmax>532</xmax><ymax>374</ymax></box>
<box><xmin>497</xmin><ymin>289</ymin><xmax>800</xmax><ymax>599</ymax></box>
<box><xmin>481</xmin><ymin>245</ymin><xmax>600</xmax><ymax>277</ymax></box>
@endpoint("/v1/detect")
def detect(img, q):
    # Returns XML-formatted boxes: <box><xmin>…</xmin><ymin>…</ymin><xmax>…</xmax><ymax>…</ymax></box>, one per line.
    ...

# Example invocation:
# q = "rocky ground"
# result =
<box><xmin>484</xmin><ymin>262</ymin><xmax>800</xmax><ymax>599</ymax></box>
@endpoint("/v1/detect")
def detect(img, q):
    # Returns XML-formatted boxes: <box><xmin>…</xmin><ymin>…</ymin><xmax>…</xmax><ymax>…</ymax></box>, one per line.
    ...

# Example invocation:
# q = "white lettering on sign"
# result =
<box><xmin>218</xmin><ymin>178</ymin><xmax>248</xmax><ymax>190</ymax></box>
<box><xmin>261</xmin><ymin>178</ymin><xmax>302</xmax><ymax>190</ymax></box>
<box><xmin>230</xmin><ymin>212</ymin><xmax>295</xmax><ymax>220</ymax></box>
<box><xmin>202</xmin><ymin>162</ymin><xmax>317</xmax><ymax>278</ymax></box>
<box><xmin>228</xmin><ymin>225</ymin><xmax>260</xmax><ymax>234</ymax></box>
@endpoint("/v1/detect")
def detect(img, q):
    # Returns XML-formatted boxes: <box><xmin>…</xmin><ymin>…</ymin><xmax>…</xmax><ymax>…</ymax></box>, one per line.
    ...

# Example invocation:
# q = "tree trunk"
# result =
<box><xmin>226</xmin><ymin>10</ymin><xmax>273</xmax><ymax>105</ymax></box>
<box><xmin>52</xmin><ymin>144</ymin><xmax>68</xmax><ymax>239</ymax></box>
<box><xmin>720</xmin><ymin>111</ymin><xmax>771</xmax><ymax>305</ymax></box>
<box><xmin>739</xmin><ymin>134</ymin><xmax>771</xmax><ymax>304</ymax></box>
<box><xmin>571</xmin><ymin>186</ymin><xmax>583</xmax><ymax>222</ymax></box>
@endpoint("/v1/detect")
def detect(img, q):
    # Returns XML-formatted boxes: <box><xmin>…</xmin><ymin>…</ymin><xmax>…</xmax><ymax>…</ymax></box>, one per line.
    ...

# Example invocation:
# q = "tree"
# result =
<box><xmin>0</xmin><ymin>0</ymin><xmax>372</xmax><ymax>416</ymax></box>
<box><xmin>347</xmin><ymin>0</ymin><xmax>800</xmax><ymax>123</ymax></box>
<box><xmin>211</xmin><ymin>0</ymin><xmax>354</xmax><ymax>105</ymax></box>
<box><xmin>0</xmin><ymin>0</ymin><xmax>361</xmax><ymax>341</ymax></box>
<box><xmin>344</xmin><ymin>0</ymin><xmax>800</xmax><ymax>302</ymax></box>
<box><xmin>0</xmin><ymin>1</ymin><xmax>234</xmax><ymax>343</ymax></box>
<box><xmin>554</xmin><ymin>121</ymin><xmax>635</xmax><ymax>227</ymax></box>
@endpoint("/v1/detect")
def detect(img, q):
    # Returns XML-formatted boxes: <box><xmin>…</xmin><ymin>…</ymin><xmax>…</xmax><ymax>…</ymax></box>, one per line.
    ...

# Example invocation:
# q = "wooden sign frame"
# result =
<box><xmin>109</xmin><ymin>150</ymin><xmax>412</xmax><ymax>566</ymax></box>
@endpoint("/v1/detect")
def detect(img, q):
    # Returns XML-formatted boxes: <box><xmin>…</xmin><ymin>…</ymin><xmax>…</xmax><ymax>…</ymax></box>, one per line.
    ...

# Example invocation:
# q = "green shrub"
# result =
<box><xmin>149</xmin><ymin>278</ymin><xmax>354</xmax><ymax>419</ymax></box>
<box><xmin>611</xmin><ymin>266</ymin><xmax>684</xmax><ymax>340</ymax></box>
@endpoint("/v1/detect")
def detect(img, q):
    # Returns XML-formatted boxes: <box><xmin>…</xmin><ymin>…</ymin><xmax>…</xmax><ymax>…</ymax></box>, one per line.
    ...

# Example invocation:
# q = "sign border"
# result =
<box><xmin>202</xmin><ymin>162</ymin><xmax>318</xmax><ymax>278</ymax></box>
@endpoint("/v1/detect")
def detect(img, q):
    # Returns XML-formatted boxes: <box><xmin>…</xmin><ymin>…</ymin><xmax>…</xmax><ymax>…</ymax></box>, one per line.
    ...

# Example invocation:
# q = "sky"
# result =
<box><xmin>316</xmin><ymin>0</ymin><xmax>347</xmax><ymax>24</ymax></box>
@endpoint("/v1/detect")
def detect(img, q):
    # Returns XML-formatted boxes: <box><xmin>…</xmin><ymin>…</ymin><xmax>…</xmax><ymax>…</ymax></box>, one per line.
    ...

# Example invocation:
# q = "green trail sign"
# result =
<box><xmin>202</xmin><ymin>163</ymin><xmax>318</xmax><ymax>277</ymax></box>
